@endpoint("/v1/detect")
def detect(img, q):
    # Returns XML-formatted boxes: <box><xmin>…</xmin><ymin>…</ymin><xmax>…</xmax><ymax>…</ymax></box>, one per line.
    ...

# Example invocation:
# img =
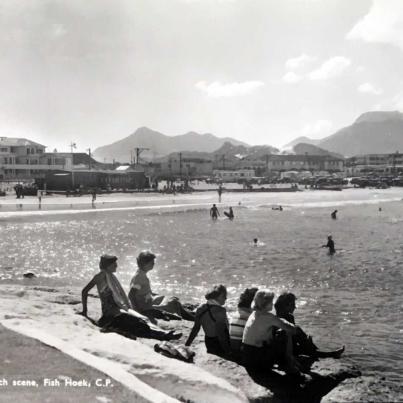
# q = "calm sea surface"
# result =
<box><xmin>1</xmin><ymin>189</ymin><xmax>403</xmax><ymax>389</ymax></box>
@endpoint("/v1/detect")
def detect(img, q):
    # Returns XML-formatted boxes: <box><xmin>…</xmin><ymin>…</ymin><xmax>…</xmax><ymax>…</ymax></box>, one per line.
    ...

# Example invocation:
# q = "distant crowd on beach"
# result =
<box><xmin>81</xmin><ymin>249</ymin><xmax>344</xmax><ymax>378</ymax></box>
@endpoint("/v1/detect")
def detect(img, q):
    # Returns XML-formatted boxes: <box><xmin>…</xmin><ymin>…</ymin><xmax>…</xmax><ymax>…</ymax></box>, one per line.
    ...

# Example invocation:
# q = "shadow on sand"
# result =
<box><xmin>246</xmin><ymin>366</ymin><xmax>361</xmax><ymax>403</ymax></box>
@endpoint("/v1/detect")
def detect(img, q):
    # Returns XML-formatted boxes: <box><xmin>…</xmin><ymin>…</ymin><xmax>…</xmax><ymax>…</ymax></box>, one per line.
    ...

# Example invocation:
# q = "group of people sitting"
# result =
<box><xmin>185</xmin><ymin>285</ymin><xmax>344</xmax><ymax>375</ymax></box>
<box><xmin>81</xmin><ymin>251</ymin><xmax>344</xmax><ymax>376</ymax></box>
<box><xmin>80</xmin><ymin>251</ymin><xmax>194</xmax><ymax>341</ymax></box>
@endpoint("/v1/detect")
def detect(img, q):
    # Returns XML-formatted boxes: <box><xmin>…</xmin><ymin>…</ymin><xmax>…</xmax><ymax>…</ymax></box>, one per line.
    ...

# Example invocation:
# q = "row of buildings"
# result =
<box><xmin>0</xmin><ymin>137</ymin><xmax>149</xmax><ymax>190</ymax></box>
<box><xmin>1</xmin><ymin>137</ymin><xmax>403</xmax><ymax>189</ymax></box>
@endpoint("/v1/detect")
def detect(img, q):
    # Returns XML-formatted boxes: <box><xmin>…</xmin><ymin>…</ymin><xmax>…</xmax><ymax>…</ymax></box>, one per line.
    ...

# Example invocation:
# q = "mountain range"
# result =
<box><xmin>291</xmin><ymin>111</ymin><xmax>403</xmax><ymax>157</ymax></box>
<box><xmin>93</xmin><ymin>127</ymin><xmax>248</xmax><ymax>163</ymax></box>
<box><xmin>93</xmin><ymin>111</ymin><xmax>403</xmax><ymax>163</ymax></box>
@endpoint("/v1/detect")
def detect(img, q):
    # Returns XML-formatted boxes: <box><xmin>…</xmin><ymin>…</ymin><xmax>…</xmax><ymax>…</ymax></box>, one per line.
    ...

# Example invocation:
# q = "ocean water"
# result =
<box><xmin>1</xmin><ymin>188</ymin><xmax>403</xmax><ymax>390</ymax></box>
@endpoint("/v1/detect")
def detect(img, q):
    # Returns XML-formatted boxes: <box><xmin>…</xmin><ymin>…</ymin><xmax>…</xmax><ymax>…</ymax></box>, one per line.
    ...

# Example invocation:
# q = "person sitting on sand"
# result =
<box><xmin>229</xmin><ymin>287</ymin><xmax>258</xmax><ymax>352</ymax></box>
<box><xmin>210</xmin><ymin>204</ymin><xmax>220</xmax><ymax>220</ymax></box>
<box><xmin>129</xmin><ymin>251</ymin><xmax>194</xmax><ymax>321</ymax></box>
<box><xmin>275</xmin><ymin>292</ymin><xmax>344</xmax><ymax>359</ymax></box>
<box><xmin>185</xmin><ymin>284</ymin><xmax>231</xmax><ymax>358</ymax></box>
<box><xmin>223</xmin><ymin>207</ymin><xmax>234</xmax><ymax>220</ymax></box>
<box><xmin>331</xmin><ymin>209</ymin><xmax>338</xmax><ymax>219</ymax></box>
<box><xmin>241</xmin><ymin>289</ymin><xmax>299</xmax><ymax>374</ymax></box>
<box><xmin>322</xmin><ymin>235</ymin><xmax>336</xmax><ymax>255</ymax></box>
<box><xmin>80</xmin><ymin>254</ymin><xmax>181</xmax><ymax>341</ymax></box>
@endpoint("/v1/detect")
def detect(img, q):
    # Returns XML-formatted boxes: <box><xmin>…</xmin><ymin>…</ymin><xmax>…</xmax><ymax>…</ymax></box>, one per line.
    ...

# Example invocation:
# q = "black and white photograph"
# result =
<box><xmin>0</xmin><ymin>1</ymin><xmax>402</xmax><ymax>402</ymax></box>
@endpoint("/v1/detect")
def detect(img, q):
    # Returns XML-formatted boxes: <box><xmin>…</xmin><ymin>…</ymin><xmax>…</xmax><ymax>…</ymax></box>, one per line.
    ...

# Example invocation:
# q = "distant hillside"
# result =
<box><xmin>156</xmin><ymin>141</ymin><xmax>279</xmax><ymax>167</ymax></box>
<box><xmin>93</xmin><ymin>127</ymin><xmax>249</xmax><ymax>163</ymax></box>
<box><xmin>283</xmin><ymin>136</ymin><xmax>321</xmax><ymax>150</ymax></box>
<box><xmin>293</xmin><ymin>143</ymin><xmax>343</xmax><ymax>158</ymax></box>
<box><xmin>318</xmin><ymin>111</ymin><xmax>403</xmax><ymax>157</ymax></box>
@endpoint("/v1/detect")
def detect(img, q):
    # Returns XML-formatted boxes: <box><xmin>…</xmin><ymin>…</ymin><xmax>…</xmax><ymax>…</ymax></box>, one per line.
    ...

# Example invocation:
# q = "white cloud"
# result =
<box><xmin>358</xmin><ymin>82</ymin><xmax>383</xmax><ymax>95</ymax></box>
<box><xmin>392</xmin><ymin>91</ymin><xmax>403</xmax><ymax>110</ymax></box>
<box><xmin>285</xmin><ymin>54</ymin><xmax>317</xmax><ymax>71</ymax></box>
<box><xmin>52</xmin><ymin>23</ymin><xmax>67</xmax><ymax>38</ymax></box>
<box><xmin>282</xmin><ymin>72</ymin><xmax>302</xmax><ymax>84</ymax></box>
<box><xmin>308</xmin><ymin>56</ymin><xmax>351</xmax><ymax>80</ymax></box>
<box><xmin>301</xmin><ymin>120</ymin><xmax>333</xmax><ymax>137</ymax></box>
<box><xmin>195</xmin><ymin>81</ymin><xmax>264</xmax><ymax>97</ymax></box>
<box><xmin>347</xmin><ymin>0</ymin><xmax>403</xmax><ymax>51</ymax></box>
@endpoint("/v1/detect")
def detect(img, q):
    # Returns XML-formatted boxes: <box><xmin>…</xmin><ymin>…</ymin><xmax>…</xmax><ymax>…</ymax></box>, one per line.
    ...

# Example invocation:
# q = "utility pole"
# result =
<box><xmin>133</xmin><ymin>147</ymin><xmax>150</xmax><ymax>165</ymax></box>
<box><xmin>179</xmin><ymin>152</ymin><xmax>182</xmax><ymax>178</ymax></box>
<box><xmin>222</xmin><ymin>154</ymin><xmax>225</xmax><ymax>170</ymax></box>
<box><xmin>86</xmin><ymin>148</ymin><xmax>91</xmax><ymax>170</ymax></box>
<box><xmin>70</xmin><ymin>142</ymin><xmax>76</xmax><ymax>189</ymax></box>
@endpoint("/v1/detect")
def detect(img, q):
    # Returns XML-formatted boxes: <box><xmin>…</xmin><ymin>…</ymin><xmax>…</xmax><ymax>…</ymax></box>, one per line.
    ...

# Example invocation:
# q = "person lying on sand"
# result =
<box><xmin>185</xmin><ymin>284</ymin><xmax>231</xmax><ymax>358</ymax></box>
<box><xmin>128</xmin><ymin>251</ymin><xmax>195</xmax><ymax>321</ymax></box>
<box><xmin>274</xmin><ymin>292</ymin><xmax>344</xmax><ymax>359</ymax></box>
<box><xmin>80</xmin><ymin>254</ymin><xmax>181</xmax><ymax>341</ymax></box>
<box><xmin>241</xmin><ymin>290</ymin><xmax>300</xmax><ymax>375</ymax></box>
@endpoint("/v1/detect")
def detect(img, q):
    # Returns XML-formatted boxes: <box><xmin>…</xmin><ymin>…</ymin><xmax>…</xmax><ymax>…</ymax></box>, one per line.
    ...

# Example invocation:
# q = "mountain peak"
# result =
<box><xmin>355</xmin><ymin>111</ymin><xmax>403</xmax><ymax>124</ymax></box>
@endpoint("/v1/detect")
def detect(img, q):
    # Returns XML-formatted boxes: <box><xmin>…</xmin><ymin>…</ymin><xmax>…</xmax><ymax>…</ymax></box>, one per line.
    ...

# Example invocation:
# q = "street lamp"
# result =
<box><xmin>70</xmin><ymin>142</ymin><xmax>76</xmax><ymax>189</ymax></box>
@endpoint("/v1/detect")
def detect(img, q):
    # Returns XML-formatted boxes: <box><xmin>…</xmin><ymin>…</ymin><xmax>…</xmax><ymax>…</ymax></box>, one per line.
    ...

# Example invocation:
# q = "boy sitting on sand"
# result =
<box><xmin>80</xmin><ymin>254</ymin><xmax>181</xmax><ymax>341</ymax></box>
<box><xmin>275</xmin><ymin>292</ymin><xmax>344</xmax><ymax>359</ymax></box>
<box><xmin>129</xmin><ymin>251</ymin><xmax>194</xmax><ymax>321</ymax></box>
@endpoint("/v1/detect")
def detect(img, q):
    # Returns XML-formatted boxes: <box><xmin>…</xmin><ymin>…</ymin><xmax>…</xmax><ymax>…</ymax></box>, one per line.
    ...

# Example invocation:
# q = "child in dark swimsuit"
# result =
<box><xmin>185</xmin><ymin>284</ymin><xmax>231</xmax><ymax>358</ymax></box>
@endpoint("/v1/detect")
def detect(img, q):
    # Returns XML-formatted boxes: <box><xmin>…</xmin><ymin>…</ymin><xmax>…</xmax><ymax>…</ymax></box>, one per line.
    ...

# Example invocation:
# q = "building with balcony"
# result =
<box><xmin>0</xmin><ymin>137</ymin><xmax>70</xmax><ymax>180</ymax></box>
<box><xmin>213</xmin><ymin>169</ymin><xmax>255</xmax><ymax>182</ymax></box>
<box><xmin>345</xmin><ymin>152</ymin><xmax>403</xmax><ymax>175</ymax></box>
<box><xmin>267</xmin><ymin>155</ymin><xmax>345</xmax><ymax>173</ymax></box>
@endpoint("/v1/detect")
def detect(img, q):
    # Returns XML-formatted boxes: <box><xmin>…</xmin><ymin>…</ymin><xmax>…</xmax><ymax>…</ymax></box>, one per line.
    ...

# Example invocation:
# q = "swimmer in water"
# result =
<box><xmin>210</xmin><ymin>204</ymin><xmax>220</xmax><ymax>220</ymax></box>
<box><xmin>322</xmin><ymin>235</ymin><xmax>335</xmax><ymax>255</ymax></box>
<box><xmin>331</xmin><ymin>210</ymin><xmax>338</xmax><ymax>219</ymax></box>
<box><xmin>224</xmin><ymin>207</ymin><xmax>234</xmax><ymax>220</ymax></box>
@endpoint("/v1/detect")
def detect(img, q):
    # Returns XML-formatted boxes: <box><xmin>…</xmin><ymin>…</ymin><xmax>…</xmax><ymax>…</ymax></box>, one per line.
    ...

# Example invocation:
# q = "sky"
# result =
<box><xmin>1</xmin><ymin>0</ymin><xmax>403</xmax><ymax>152</ymax></box>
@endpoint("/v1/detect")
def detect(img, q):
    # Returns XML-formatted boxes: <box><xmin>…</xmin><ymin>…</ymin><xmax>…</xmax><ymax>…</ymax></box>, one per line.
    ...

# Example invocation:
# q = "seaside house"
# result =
<box><xmin>0</xmin><ymin>137</ymin><xmax>69</xmax><ymax>181</ymax></box>
<box><xmin>213</xmin><ymin>169</ymin><xmax>255</xmax><ymax>182</ymax></box>
<box><xmin>267</xmin><ymin>154</ymin><xmax>345</xmax><ymax>174</ymax></box>
<box><xmin>346</xmin><ymin>153</ymin><xmax>403</xmax><ymax>175</ymax></box>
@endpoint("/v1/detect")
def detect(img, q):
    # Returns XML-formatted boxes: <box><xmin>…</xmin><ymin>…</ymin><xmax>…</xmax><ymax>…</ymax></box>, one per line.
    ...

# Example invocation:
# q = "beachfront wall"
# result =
<box><xmin>267</xmin><ymin>155</ymin><xmax>345</xmax><ymax>173</ymax></box>
<box><xmin>43</xmin><ymin>170</ymin><xmax>149</xmax><ymax>191</ymax></box>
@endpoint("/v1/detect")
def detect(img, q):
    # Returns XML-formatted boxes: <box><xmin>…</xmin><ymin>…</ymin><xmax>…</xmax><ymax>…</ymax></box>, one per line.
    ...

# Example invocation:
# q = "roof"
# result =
<box><xmin>0</xmin><ymin>137</ymin><xmax>46</xmax><ymax>148</ymax></box>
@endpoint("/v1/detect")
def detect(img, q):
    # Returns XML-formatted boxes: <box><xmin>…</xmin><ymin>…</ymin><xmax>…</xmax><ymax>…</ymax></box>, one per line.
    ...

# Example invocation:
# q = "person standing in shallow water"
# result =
<box><xmin>210</xmin><ymin>204</ymin><xmax>220</xmax><ymax>220</ymax></box>
<box><xmin>185</xmin><ymin>284</ymin><xmax>231</xmax><ymax>358</ymax></box>
<box><xmin>80</xmin><ymin>254</ymin><xmax>182</xmax><ymax>341</ymax></box>
<box><xmin>322</xmin><ymin>235</ymin><xmax>335</xmax><ymax>255</ymax></box>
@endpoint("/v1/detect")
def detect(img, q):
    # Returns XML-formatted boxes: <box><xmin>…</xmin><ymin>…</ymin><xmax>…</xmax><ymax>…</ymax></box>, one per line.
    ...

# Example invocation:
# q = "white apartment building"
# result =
<box><xmin>0</xmin><ymin>137</ymin><xmax>71</xmax><ymax>180</ymax></box>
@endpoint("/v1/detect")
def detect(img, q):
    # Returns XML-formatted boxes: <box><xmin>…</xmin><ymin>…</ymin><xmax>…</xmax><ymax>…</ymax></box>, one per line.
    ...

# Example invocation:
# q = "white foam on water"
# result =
<box><xmin>0</xmin><ymin>202</ymin><xmax>213</xmax><ymax>218</ymax></box>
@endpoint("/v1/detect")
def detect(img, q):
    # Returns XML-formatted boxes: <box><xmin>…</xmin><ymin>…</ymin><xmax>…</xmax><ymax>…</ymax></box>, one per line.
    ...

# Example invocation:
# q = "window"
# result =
<box><xmin>0</xmin><ymin>147</ymin><xmax>7</xmax><ymax>152</ymax></box>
